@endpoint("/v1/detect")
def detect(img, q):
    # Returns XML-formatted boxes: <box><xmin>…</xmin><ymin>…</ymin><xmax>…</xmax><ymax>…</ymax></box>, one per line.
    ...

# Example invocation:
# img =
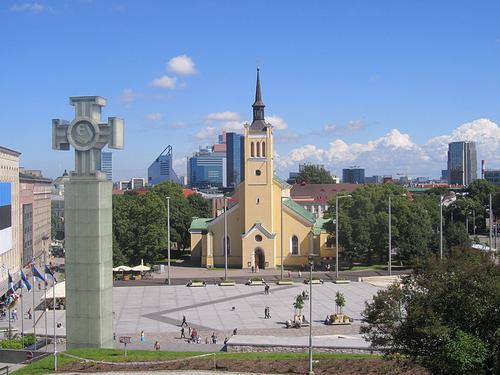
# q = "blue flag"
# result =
<box><xmin>32</xmin><ymin>266</ymin><xmax>46</xmax><ymax>283</ymax></box>
<box><xmin>20</xmin><ymin>270</ymin><xmax>32</xmax><ymax>292</ymax></box>
<box><xmin>44</xmin><ymin>265</ymin><xmax>56</xmax><ymax>283</ymax></box>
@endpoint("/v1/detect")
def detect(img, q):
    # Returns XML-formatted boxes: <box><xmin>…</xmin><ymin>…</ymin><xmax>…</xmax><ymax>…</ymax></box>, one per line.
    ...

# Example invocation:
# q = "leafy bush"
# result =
<box><xmin>0</xmin><ymin>334</ymin><xmax>36</xmax><ymax>349</ymax></box>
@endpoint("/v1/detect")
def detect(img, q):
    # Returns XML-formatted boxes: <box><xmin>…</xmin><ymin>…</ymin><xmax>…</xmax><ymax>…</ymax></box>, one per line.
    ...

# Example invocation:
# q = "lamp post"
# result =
<box><xmin>440</xmin><ymin>195</ymin><xmax>443</xmax><ymax>259</ymax></box>
<box><xmin>335</xmin><ymin>195</ymin><xmax>351</xmax><ymax>280</ymax></box>
<box><xmin>224</xmin><ymin>197</ymin><xmax>228</xmax><ymax>281</ymax></box>
<box><xmin>489</xmin><ymin>193</ymin><xmax>493</xmax><ymax>252</ymax></box>
<box><xmin>388</xmin><ymin>196</ymin><xmax>392</xmax><ymax>276</ymax></box>
<box><xmin>308</xmin><ymin>254</ymin><xmax>315</xmax><ymax>375</ymax></box>
<box><xmin>166</xmin><ymin>196</ymin><xmax>171</xmax><ymax>285</ymax></box>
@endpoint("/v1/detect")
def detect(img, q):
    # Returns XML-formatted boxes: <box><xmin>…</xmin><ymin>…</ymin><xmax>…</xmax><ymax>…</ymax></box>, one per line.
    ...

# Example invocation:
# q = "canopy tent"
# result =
<box><xmin>113</xmin><ymin>265</ymin><xmax>132</xmax><ymax>272</ymax></box>
<box><xmin>40</xmin><ymin>281</ymin><xmax>66</xmax><ymax>301</ymax></box>
<box><xmin>132</xmin><ymin>259</ymin><xmax>150</xmax><ymax>272</ymax></box>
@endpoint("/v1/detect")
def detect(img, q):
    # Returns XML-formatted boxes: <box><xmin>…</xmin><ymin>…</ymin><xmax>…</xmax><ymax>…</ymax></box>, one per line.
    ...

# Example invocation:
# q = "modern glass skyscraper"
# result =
<box><xmin>99</xmin><ymin>151</ymin><xmax>113</xmax><ymax>181</ymax></box>
<box><xmin>447</xmin><ymin>141</ymin><xmax>477</xmax><ymax>186</ymax></box>
<box><xmin>148</xmin><ymin>146</ymin><xmax>181</xmax><ymax>186</ymax></box>
<box><xmin>188</xmin><ymin>147</ymin><xmax>226</xmax><ymax>188</ymax></box>
<box><xmin>226</xmin><ymin>132</ymin><xmax>244</xmax><ymax>187</ymax></box>
<box><xmin>342</xmin><ymin>168</ymin><xmax>365</xmax><ymax>184</ymax></box>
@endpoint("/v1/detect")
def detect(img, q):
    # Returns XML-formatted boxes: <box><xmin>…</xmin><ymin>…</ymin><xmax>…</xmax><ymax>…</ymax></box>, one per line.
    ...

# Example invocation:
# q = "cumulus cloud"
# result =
<box><xmin>195</xmin><ymin>126</ymin><xmax>218</xmax><ymax>140</ymax></box>
<box><xmin>120</xmin><ymin>88</ymin><xmax>136</xmax><ymax>104</ymax></box>
<box><xmin>323</xmin><ymin>120</ymin><xmax>365</xmax><ymax>135</ymax></box>
<box><xmin>173</xmin><ymin>157</ymin><xmax>187</xmax><ymax>175</ymax></box>
<box><xmin>167</xmin><ymin>55</ymin><xmax>197</xmax><ymax>75</ymax></box>
<box><xmin>277</xmin><ymin>119</ymin><xmax>500</xmax><ymax>177</ymax></box>
<box><xmin>10</xmin><ymin>2</ymin><xmax>46</xmax><ymax>13</ymax></box>
<box><xmin>145</xmin><ymin>112</ymin><xmax>162</xmax><ymax>121</ymax></box>
<box><xmin>150</xmin><ymin>75</ymin><xmax>177</xmax><ymax>89</ymax></box>
<box><xmin>265</xmin><ymin>115</ymin><xmax>288</xmax><ymax>130</ymax></box>
<box><xmin>204</xmin><ymin>112</ymin><xmax>240</xmax><ymax>122</ymax></box>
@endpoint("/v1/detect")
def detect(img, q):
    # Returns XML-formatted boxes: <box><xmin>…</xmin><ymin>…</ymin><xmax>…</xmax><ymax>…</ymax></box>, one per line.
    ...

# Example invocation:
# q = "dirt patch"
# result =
<box><xmin>59</xmin><ymin>358</ymin><xmax>429</xmax><ymax>374</ymax></box>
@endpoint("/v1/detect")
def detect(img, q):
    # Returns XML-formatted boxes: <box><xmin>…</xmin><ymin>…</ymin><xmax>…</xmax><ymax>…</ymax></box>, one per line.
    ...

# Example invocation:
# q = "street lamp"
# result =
<box><xmin>440</xmin><ymin>195</ymin><xmax>444</xmax><ymax>259</ymax></box>
<box><xmin>224</xmin><ymin>197</ymin><xmax>228</xmax><ymax>281</ymax></box>
<box><xmin>388</xmin><ymin>194</ymin><xmax>406</xmax><ymax>276</ymax></box>
<box><xmin>335</xmin><ymin>195</ymin><xmax>351</xmax><ymax>279</ymax></box>
<box><xmin>166</xmin><ymin>196</ymin><xmax>171</xmax><ymax>285</ymax></box>
<box><xmin>307</xmin><ymin>254</ymin><xmax>316</xmax><ymax>375</ymax></box>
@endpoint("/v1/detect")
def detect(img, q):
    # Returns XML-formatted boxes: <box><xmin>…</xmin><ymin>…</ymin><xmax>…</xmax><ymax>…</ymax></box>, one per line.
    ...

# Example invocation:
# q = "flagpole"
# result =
<box><xmin>32</xmin><ymin>270</ymin><xmax>36</xmax><ymax>350</ymax></box>
<box><xmin>44</xmin><ymin>258</ymin><xmax>48</xmax><ymax>351</ymax></box>
<box><xmin>20</xmin><ymin>282</ymin><xmax>24</xmax><ymax>347</ymax></box>
<box><xmin>52</xmin><ymin>277</ymin><xmax>57</xmax><ymax>371</ymax></box>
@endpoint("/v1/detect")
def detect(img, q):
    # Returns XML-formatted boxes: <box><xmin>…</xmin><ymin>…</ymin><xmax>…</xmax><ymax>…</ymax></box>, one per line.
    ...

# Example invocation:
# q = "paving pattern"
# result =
<box><xmin>113</xmin><ymin>282</ymin><xmax>381</xmax><ymax>339</ymax></box>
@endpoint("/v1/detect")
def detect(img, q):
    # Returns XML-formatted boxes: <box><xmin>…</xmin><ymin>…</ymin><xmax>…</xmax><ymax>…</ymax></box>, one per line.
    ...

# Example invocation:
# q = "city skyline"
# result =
<box><xmin>2</xmin><ymin>1</ymin><xmax>500</xmax><ymax>180</ymax></box>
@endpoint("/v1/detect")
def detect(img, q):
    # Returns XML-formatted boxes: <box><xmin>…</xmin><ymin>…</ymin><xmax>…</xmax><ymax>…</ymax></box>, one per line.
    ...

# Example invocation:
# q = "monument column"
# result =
<box><xmin>52</xmin><ymin>96</ymin><xmax>124</xmax><ymax>348</ymax></box>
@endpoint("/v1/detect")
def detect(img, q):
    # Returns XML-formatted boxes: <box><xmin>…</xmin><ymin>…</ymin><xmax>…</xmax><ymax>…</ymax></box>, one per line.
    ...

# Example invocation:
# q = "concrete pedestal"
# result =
<box><xmin>64</xmin><ymin>173</ymin><xmax>113</xmax><ymax>348</ymax></box>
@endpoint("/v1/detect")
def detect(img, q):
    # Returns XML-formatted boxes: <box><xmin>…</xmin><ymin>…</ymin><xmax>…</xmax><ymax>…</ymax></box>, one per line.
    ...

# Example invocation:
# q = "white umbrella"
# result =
<box><xmin>132</xmin><ymin>259</ymin><xmax>150</xmax><ymax>272</ymax></box>
<box><xmin>113</xmin><ymin>265</ymin><xmax>132</xmax><ymax>272</ymax></box>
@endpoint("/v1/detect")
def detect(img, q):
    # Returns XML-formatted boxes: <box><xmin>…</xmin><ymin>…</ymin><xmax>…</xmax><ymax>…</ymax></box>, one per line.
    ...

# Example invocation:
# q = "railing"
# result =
<box><xmin>0</xmin><ymin>365</ymin><xmax>9</xmax><ymax>375</ymax></box>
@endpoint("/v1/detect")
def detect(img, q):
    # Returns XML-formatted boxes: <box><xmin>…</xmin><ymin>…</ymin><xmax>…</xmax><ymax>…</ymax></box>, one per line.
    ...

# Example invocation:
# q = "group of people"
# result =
<box><xmin>1</xmin><ymin>307</ymin><xmax>18</xmax><ymax>320</ymax></box>
<box><xmin>285</xmin><ymin>314</ymin><xmax>307</xmax><ymax>329</ymax></box>
<box><xmin>180</xmin><ymin>315</ymin><xmax>234</xmax><ymax>345</ymax></box>
<box><xmin>264</xmin><ymin>306</ymin><xmax>271</xmax><ymax>319</ymax></box>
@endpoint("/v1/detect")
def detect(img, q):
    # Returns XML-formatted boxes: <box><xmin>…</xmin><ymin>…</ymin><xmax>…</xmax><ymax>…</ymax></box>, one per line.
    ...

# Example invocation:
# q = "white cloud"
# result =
<box><xmin>150</xmin><ymin>75</ymin><xmax>177</xmax><ymax>89</ymax></box>
<box><xmin>145</xmin><ymin>112</ymin><xmax>162</xmax><ymax>121</ymax></box>
<box><xmin>265</xmin><ymin>115</ymin><xmax>288</xmax><ymax>130</ymax></box>
<box><xmin>323</xmin><ymin>120</ymin><xmax>365</xmax><ymax>135</ymax></box>
<box><xmin>195</xmin><ymin>126</ymin><xmax>218</xmax><ymax>140</ymax></box>
<box><xmin>278</xmin><ymin>119</ymin><xmax>500</xmax><ymax>177</ymax></box>
<box><xmin>167</xmin><ymin>55</ymin><xmax>197</xmax><ymax>75</ymax></box>
<box><xmin>204</xmin><ymin>112</ymin><xmax>240</xmax><ymax>122</ymax></box>
<box><xmin>120</xmin><ymin>88</ymin><xmax>136</xmax><ymax>104</ymax></box>
<box><xmin>170</xmin><ymin>122</ymin><xmax>188</xmax><ymax>129</ymax></box>
<box><xmin>10</xmin><ymin>2</ymin><xmax>46</xmax><ymax>13</ymax></box>
<box><xmin>173</xmin><ymin>157</ymin><xmax>187</xmax><ymax>175</ymax></box>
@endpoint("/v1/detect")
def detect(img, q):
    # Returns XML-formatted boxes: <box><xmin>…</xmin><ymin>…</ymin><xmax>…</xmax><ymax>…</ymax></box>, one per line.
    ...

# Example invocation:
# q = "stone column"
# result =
<box><xmin>64</xmin><ymin>172</ymin><xmax>113</xmax><ymax>348</ymax></box>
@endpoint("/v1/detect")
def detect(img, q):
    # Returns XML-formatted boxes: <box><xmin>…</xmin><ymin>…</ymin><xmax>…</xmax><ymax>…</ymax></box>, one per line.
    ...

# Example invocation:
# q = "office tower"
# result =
<box><xmin>226</xmin><ymin>132</ymin><xmax>245</xmax><ymax>187</ymax></box>
<box><xmin>342</xmin><ymin>168</ymin><xmax>365</xmax><ymax>184</ymax></box>
<box><xmin>98</xmin><ymin>151</ymin><xmax>113</xmax><ymax>181</ymax></box>
<box><xmin>148</xmin><ymin>146</ymin><xmax>180</xmax><ymax>186</ymax></box>
<box><xmin>188</xmin><ymin>147</ymin><xmax>226</xmax><ymax>188</ymax></box>
<box><xmin>447</xmin><ymin>141</ymin><xmax>477</xmax><ymax>186</ymax></box>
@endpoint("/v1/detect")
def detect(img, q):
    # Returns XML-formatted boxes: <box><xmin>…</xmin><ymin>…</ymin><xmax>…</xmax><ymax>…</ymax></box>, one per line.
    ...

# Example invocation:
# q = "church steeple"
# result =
<box><xmin>250</xmin><ymin>68</ymin><xmax>267</xmax><ymax>131</ymax></box>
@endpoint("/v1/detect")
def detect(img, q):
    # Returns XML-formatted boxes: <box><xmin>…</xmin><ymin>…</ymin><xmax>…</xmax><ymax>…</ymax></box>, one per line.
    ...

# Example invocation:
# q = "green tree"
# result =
<box><xmin>445</xmin><ymin>222</ymin><xmax>471</xmax><ymax>250</ymax></box>
<box><xmin>361</xmin><ymin>249</ymin><xmax>500</xmax><ymax>374</ymax></box>
<box><xmin>112</xmin><ymin>192</ymin><xmax>168</xmax><ymax>265</ymax></box>
<box><xmin>187</xmin><ymin>193</ymin><xmax>211</xmax><ymax>218</ymax></box>
<box><xmin>295</xmin><ymin>165</ymin><xmax>334</xmax><ymax>184</ymax></box>
<box><xmin>335</xmin><ymin>291</ymin><xmax>346</xmax><ymax>314</ymax></box>
<box><xmin>151</xmin><ymin>182</ymin><xmax>193</xmax><ymax>251</ymax></box>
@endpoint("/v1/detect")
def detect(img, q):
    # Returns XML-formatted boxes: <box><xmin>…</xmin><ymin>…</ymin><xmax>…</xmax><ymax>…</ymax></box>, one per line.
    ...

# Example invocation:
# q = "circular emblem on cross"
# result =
<box><xmin>67</xmin><ymin>118</ymin><xmax>100</xmax><ymax>151</ymax></box>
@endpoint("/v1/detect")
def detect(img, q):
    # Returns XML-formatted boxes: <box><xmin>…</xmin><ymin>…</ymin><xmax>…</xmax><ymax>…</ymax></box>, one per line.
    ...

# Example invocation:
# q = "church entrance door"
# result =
<box><xmin>254</xmin><ymin>247</ymin><xmax>265</xmax><ymax>270</ymax></box>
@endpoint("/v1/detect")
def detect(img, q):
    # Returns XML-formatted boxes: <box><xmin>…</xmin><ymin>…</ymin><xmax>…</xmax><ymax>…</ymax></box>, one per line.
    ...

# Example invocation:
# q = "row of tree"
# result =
<box><xmin>112</xmin><ymin>182</ymin><xmax>211</xmax><ymax>266</ymax></box>
<box><xmin>324</xmin><ymin>179</ymin><xmax>500</xmax><ymax>265</ymax></box>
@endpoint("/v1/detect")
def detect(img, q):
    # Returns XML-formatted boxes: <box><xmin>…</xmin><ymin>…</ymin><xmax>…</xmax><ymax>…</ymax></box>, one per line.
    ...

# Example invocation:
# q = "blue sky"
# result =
<box><xmin>1</xmin><ymin>0</ymin><xmax>500</xmax><ymax>180</ymax></box>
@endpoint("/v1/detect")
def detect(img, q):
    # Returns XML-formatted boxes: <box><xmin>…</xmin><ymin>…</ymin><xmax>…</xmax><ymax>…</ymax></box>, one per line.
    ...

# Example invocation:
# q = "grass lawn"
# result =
<box><xmin>12</xmin><ymin>348</ymin><xmax>379</xmax><ymax>374</ymax></box>
<box><xmin>350</xmin><ymin>264</ymin><xmax>387</xmax><ymax>271</ymax></box>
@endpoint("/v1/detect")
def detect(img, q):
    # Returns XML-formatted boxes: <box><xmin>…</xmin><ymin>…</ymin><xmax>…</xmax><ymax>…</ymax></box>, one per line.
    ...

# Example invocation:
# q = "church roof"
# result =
<box><xmin>250</xmin><ymin>68</ymin><xmax>268</xmax><ymax>132</ymax></box>
<box><xmin>242</xmin><ymin>222</ymin><xmax>276</xmax><ymax>239</ymax></box>
<box><xmin>189</xmin><ymin>217</ymin><xmax>212</xmax><ymax>232</ymax></box>
<box><xmin>283</xmin><ymin>198</ymin><xmax>316</xmax><ymax>224</ymax></box>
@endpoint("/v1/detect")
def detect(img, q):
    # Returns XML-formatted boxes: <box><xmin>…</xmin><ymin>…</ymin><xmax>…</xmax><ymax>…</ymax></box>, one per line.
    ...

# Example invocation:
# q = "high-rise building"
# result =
<box><xmin>148</xmin><ymin>146</ymin><xmax>180</xmax><ymax>186</ymax></box>
<box><xmin>0</xmin><ymin>146</ymin><xmax>21</xmax><ymax>282</ymax></box>
<box><xmin>226</xmin><ymin>132</ymin><xmax>244</xmax><ymax>187</ymax></box>
<box><xmin>99</xmin><ymin>151</ymin><xmax>113</xmax><ymax>181</ymax></box>
<box><xmin>188</xmin><ymin>147</ymin><xmax>227</xmax><ymax>188</ymax></box>
<box><xmin>342</xmin><ymin>168</ymin><xmax>365</xmax><ymax>184</ymax></box>
<box><xmin>447</xmin><ymin>141</ymin><xmax>477</xmax><ymax>186</ymax></box>
<box><xmin>484</xmin><ymin>170</ymin><xmax>500</xmax><ymax>185</ymax></box>
<box><xmin>130</xmin><ymin>177</ymin><xmax>145</xmax><ymax>190</ymax></box>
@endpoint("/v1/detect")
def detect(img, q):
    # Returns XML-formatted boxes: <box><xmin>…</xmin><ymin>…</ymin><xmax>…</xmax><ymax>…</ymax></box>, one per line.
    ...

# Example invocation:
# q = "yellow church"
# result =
<box><xmin>190</xmin><ymin>70</ymin><xmax>335</xmax><ymax>269</ymax></box>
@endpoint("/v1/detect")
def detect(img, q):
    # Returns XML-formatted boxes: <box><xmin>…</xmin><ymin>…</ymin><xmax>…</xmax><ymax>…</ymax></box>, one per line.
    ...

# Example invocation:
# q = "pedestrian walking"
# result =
<box><xmin>27</xmin><ymin>308</ymin><xmax>32</xmax><ymax>320</ymax></box>
<box><xmin>233</xmin><ymin>328</ymin><xmax>238</xmax><ymax>335</ymax></box>
<box><xmin>264</xmin><ymin>306</ymin><xmax>268</xmax><ymax>318</ymax></box>
<box><xmin>264</xmin><ymin>284</ymin><xmax>270</xmax><ymax>294</ymax></box>
<box><xmin>12</xmin><ymin>308</ymin><xmax>17</xmax><ymax>321</ymax></box>
<box><xmin>267</xmin><ymin>306</ymin><xmax>271</xmax><ymax>319</ymax></box>
<box><xmin>211</xmin><ymin>332</ymin><xmax>217</xmax><ymax>344</ymax></box>
<box><xmin>181</xmin><ymin>315</ymin><xmax>187</xmax><ymax>327</ymax></box>
<box><xmin>180</xmin><ymin>327</ymin><xmax>186</xmax><ymax>338</ymax></box>
<box><xmin>154</xmin><ymin>341</ymin><xmax>160</xmax><ymax>351</ymax></box>
<box><xmin>298</xmin><ymin>270</ymin><xmax>302</xmax><ymax>278</ymax></box>
<box><xmin>140</xmin><ymin>330</ymin><xmax>145</xmax><ymax>343</ymax></box>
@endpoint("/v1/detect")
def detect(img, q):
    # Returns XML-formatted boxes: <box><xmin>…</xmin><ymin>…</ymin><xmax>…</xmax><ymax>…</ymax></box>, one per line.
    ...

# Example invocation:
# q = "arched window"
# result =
<box><xmin>251</xmin><ymin>142</ymin><xmax>255</xmax><ymax>157</ymax></box>
<box><xmin>256</xmin><ymin>142</ymin><xmax>261</xmax><ymax>157</ymax></box>
<box><xmin>291</xmin><ymin>235</ymin><xmax>299</xmax><ymax>255</ymax></box>
<box><xmin>262</xmin><ymin>142</ymin><xmax>266</xmax><ymax>157</ymax></box>
<box><xmin>223</xmin><ymin>236</ymin><xmax>231</xmax><ymax>256</ymax></box>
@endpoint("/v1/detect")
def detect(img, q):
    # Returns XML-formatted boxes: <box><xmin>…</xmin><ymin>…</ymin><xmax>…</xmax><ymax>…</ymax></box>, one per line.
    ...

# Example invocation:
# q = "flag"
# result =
<box><xmin>20</xmin><ymin>270</ymin><xmax>32</xmax><ymax>292</ymax></box>
<box><xmin>7</xmin><ymin>271</ymin><xmax>13</xmax><ymax>290</ymax></box>
<box><xmin>32</xmin><ymin>266</ymin><xmax>46</xmax><ymax>284</ymax></box>
<box><xmin>44</xmin><ymin>265</ymin><xmax>56</xmax><ymax>283</ymax></box>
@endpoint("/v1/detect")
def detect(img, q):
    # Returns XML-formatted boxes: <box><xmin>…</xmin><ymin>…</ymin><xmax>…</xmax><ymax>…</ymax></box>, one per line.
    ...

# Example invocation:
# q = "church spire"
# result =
<box><xmin>250</xmin><ymin>67</ymin><xmax>267</xmax><ymax>131</ymax></box>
